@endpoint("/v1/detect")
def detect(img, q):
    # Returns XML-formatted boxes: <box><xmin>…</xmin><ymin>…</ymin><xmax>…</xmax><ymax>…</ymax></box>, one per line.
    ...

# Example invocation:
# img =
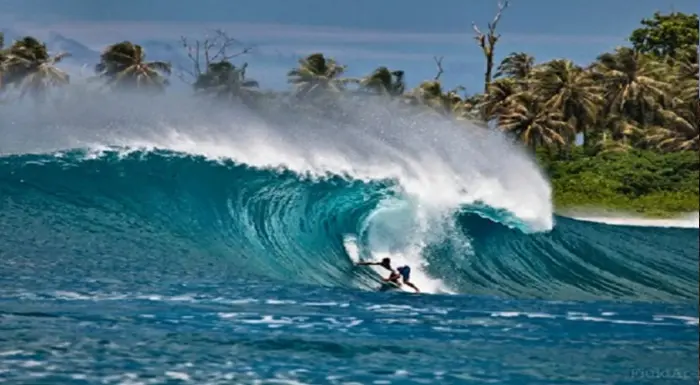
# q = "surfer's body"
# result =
<box><xmin>356</xmin><ymin>257</ymin><xmax>420</xmax><ymax>293</ymax></box>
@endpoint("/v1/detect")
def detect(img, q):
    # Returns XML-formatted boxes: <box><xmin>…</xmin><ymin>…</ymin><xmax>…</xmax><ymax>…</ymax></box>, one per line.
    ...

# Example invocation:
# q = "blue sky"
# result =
<box><xmin>1</xmin><ymin>0</ymin><xmax>697</xmax><ymax>92</ymax></box>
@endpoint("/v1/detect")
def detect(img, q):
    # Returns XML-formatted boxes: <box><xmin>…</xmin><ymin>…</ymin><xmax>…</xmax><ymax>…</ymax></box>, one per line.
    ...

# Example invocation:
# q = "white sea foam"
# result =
<box><xmin>568</xmin><ymin>211</ymin><xmax>699</xmax><ymax>229</ymax></box>
<box><xmin>1</xmin><ymin>91</ymin><xmax>556</xmax><ymax>294</ymax></box>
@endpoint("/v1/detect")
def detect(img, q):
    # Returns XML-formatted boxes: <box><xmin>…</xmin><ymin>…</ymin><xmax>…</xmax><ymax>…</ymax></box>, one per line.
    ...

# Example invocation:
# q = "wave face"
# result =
<box><xmin>0</xmin><ymin>93</ymin><xmax>697</xmax><ymax>302</ymax></box>
<box><xmin>1</xmin><ymin>149</ymin><xmax>697</xmax><ymax>302</ymax></box>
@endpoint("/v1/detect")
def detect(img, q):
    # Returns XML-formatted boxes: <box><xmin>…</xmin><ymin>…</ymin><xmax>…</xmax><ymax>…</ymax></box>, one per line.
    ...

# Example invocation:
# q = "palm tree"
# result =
<box><xmin>1</xmin><ymin>36</ymin><xmax>70</xmax><ymax>100</ymax></box>
<box><xmin>449</xmin><ymin>92</ymin><xmax>485</xmax><ymax>123</ymax></box>
<box><xmin>358</xmin><ymin>66</ymin><xmax>405</xmax><ymax>96</ymax></box>
<box><xmin>95</xmin><ymin>41</ymin><xmax>171</xmax><ymax>91</ymax></box>
<box><xmin>530</xmin><ymin>59</ymin><xmax>603</xmax><ymax>147</ymax></box>
<box><xmin>480</xmin><ymin>77</ymin><xmax>520</xmax><ymax>120</ymax></box>
<box><xmin>647</xmin><ymin>100</ymin><xmax>699</xmax><ymax>152</ymax></box>
<box><xmin>590</xmin><ymin>130</ymin><xmax>634</xmax><ymax>154</ymax></box>
<box><xmin>457</xmin><ymin>93</ymin><xmax>487</xmax><ymax>124</ymax></box>
<box><xmin>287</xmin><ymin>53</ymin><xmax>351</xmax><ymax>98</ymax></box>
<box><xmin>405</xmin><ymin>80</ymin><xmax>452</xmax><ymax>114</ymax></box>
<box><xmin>445</xmin><ymin>87</ymin><xmax>467</xmax><ymax>117</ymax></box>
<box><xmin>495</xmin><ymin>52</ymin><xmax>535</xmax><ymax>80</ymax></box>
<box><xmin>597</xmin><ymin>114</ymin><xmax>644</xmax><ymax>146</ymax></box>
<box><xmin>642</xmin><ymin>49</ymin><xmax>699</xmax><ymax>152</ymax></box>
<box><xmin>671</xmin><ymin>49</ymin><xmax>699</xmax><ymax>106</ymax></box>
<box><xmin>591</xmin><ymin>47</ymin><xmax>671</xmax><ymax>128</ymax></box>
<box><xmin>498</xmin><ymin>91</ymin><xmax>573</xmax><ymax>150</ymax></box>
<box><xmin>194</xmin><ymin>61</ymin><xmax>259</xmax><ymax>102</ymax></box>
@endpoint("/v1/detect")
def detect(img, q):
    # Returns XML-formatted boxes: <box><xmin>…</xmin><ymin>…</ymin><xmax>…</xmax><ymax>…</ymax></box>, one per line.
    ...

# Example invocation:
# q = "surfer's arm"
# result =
<box><xmin>357</xmin><ymin>261</ymin><xmax>394</xmax><ymax>272</ymax></box>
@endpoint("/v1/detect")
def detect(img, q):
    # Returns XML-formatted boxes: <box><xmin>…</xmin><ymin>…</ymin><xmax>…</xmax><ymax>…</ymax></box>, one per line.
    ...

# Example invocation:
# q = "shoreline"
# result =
<box><xmin>555</xmin><ymin>207</ymin><xmax>699</xmax><ymax>227</ymax></box>
<box><xmin>554</xmin><ymin>201</ymin><xmax>700</xmax><ymax>220</ymax></box>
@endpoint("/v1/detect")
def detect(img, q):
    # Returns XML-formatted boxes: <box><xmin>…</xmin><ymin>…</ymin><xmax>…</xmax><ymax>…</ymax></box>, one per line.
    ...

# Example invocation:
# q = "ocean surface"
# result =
<box><xmin>0</xmin><ymin>94</ymin><xmax>698</xmax><ymax>384</ymax></box>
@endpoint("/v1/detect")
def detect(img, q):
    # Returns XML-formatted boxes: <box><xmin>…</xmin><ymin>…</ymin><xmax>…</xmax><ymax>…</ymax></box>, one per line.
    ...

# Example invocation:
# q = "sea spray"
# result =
<box><xmin>2</xmin><ymin>91</ymin><xmax>695</xmax><ymax>301</ymax></box>
<box><xmin>1</xmin><ymin>92</ymin><xmax>554</xmax><ymax>229</ymax></box>
<box><xmin>0</xmin><ymin>91</ymin><xmax>553</xmax><ymax>291</ymax></box>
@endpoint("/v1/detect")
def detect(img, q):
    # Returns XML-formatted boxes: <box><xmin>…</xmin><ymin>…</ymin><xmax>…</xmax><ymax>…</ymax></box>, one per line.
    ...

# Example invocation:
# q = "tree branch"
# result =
<box><xmin>471</xmin><ymin>0</ymin><xmax>510</xmax><ymax>93</ymax></box>
<box><xmin>433</xmin><ymin>56</ymin><xmax>444</xmax><ymax>80</ymax></box>
<box><xmin>178</xmin><ymin>29</ymin><xmax>255</xmax><ymax>84</ymax></box>
<box><xmin>472</xmin><ymin>0</ymin><xmax>509</xmax><ymax>52</ymax></box>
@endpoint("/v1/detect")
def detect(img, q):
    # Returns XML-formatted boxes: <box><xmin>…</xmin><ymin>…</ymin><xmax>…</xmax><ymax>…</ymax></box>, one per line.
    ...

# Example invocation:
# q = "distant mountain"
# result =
<box><xmin>140</xmin><ymin>39</ymin><xmax>183</xmax><ymax>59</ymax></box>
<box><xmin>138</xmin><ymin>39</ymin><xmax>193</xmax><ymax>74</ymax></box>
<box><xmin>46</xmin><ymin>32</ymin><xmax>100</xmax><ymax>65</ymax></box>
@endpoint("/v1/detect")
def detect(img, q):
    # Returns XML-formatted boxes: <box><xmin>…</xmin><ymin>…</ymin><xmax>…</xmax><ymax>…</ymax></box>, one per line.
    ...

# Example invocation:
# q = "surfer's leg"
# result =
<box><xmin>400</xmin><ymin>267</ymin><xmax>420</xmax><ymax>293</ymax></box>
<box><xmin>404</xmin><ymin>281</ymin><xmax>420</xmax><ymax>293</ymax></box>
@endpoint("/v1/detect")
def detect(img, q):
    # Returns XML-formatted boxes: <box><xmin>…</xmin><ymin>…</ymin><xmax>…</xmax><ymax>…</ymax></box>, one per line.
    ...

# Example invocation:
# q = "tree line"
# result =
<box><xmin>1</xmin><ymin>8</ymin><xmax>698</xmax><ymax>155</ymax></box>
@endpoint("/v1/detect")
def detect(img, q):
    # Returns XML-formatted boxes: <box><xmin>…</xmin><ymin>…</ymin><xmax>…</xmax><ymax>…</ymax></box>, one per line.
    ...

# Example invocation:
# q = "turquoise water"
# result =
<box><xmin>0</xmin><ymin>94</ymin><xmax>697</xmax><ymax>384</ymax></box>
<box><xmin>0</xmin><ymin>150</ymin><xmax>697</xmax><ymax>385</ymax></box>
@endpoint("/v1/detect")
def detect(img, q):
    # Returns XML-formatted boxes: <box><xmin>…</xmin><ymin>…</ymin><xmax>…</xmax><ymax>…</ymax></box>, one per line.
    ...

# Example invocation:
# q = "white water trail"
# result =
<box><xmin>1</xmin><ymin>92</ymin><xmax>555</xmax><ymax>293</ymax></box>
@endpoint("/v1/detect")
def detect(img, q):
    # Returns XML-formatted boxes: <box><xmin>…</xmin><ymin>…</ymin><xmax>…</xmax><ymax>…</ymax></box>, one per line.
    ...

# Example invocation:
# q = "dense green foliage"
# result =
<box><xmin>537</xmin><ymin>148</ymin><xmax>699</xmax><ymax>217</ymax></box>
<box><xmin>629</xmin><ymin>11</ymin><xmax>699</xmax><ymax>60</ymax></box>
<box><xmin>1</xmin><ymin>10</ymin><xmax>698</xmax><ymax>216</ymax></box>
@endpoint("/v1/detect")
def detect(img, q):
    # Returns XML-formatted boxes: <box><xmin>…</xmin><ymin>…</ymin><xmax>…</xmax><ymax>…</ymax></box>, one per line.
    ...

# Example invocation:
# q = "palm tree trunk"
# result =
<box><xmin>484</xmin><ymin>55</ymin><xmax>494</xmax><ymax>94</ymax></box>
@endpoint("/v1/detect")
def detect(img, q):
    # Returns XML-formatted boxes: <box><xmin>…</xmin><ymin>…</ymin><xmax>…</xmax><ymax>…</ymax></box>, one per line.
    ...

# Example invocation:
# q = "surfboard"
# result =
<box><xmin>378</xmin><ymin>281</ymin><xmax>402</xmax><ymax>292</ymax></box>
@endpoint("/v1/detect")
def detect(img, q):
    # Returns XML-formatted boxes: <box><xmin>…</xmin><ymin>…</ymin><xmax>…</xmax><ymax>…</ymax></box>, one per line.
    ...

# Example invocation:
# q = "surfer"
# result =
<box><xmin>356</xmin><ymin>258</ymin><xmax>420</xmax><ymax>293</ymax></box>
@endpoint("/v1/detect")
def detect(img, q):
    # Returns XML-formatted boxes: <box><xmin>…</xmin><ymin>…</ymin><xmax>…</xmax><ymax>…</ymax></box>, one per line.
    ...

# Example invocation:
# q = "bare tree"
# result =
<box><xmin>472</xmin><ymin>0</ymin><xmax>509</xmax><ymax>94</ymax></box>
<box><xmin>178</xmin><ymin>29</ymin><xmax>254</xmax><ymax>84</ymax></box>
<box><xmin>433</xmin><ymin>56</ymin><xmax>444</xmax><ymax>80</ymax></box>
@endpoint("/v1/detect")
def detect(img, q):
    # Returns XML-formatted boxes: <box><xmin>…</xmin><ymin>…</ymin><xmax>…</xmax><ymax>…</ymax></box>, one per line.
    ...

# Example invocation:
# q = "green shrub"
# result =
<box><xmin>536</xmin><ymin>149</ymin><xmax>699</xmax><ymax>217</ymax></box>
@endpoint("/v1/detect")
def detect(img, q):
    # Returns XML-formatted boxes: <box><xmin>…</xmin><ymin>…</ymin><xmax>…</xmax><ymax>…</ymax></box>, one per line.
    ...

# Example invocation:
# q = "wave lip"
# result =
<box><xmin>0</xmin><ymin>92</ymin><xmax>556</xmax><ymax>233</ymax></box>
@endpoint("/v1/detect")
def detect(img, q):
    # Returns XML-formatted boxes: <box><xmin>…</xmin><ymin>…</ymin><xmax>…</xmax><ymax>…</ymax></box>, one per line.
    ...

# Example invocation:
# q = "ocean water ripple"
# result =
<box><xmin>0</xmin><ymin>282</ymin><xmax>697</xmax><ymax>384</ymax></box>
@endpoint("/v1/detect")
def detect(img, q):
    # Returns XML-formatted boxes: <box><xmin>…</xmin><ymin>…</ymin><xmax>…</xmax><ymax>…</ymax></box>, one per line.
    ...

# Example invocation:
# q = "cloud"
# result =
<box><xmin>12</xmin><ymin>20</ymin><xmax>622</xmax><ymax>48</ymax></box>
